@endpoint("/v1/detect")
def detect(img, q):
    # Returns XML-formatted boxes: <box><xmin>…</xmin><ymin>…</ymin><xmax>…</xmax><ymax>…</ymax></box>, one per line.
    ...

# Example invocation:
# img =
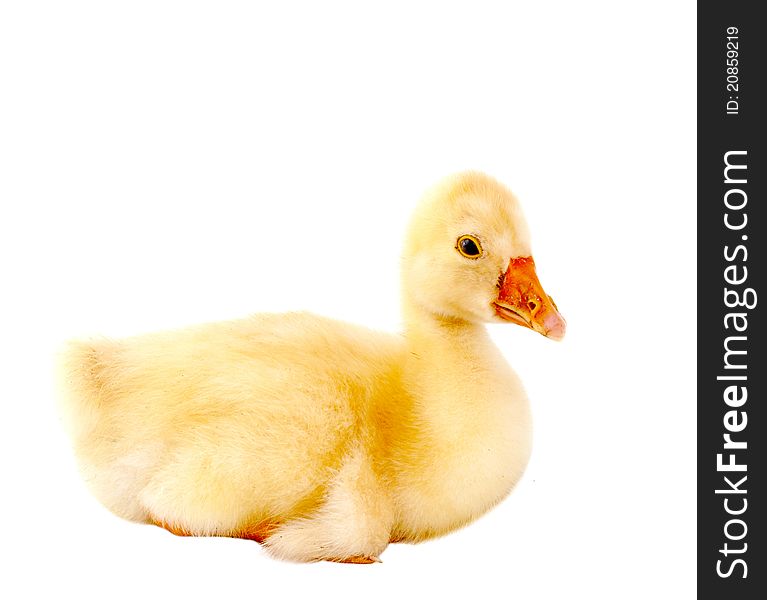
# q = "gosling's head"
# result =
<box><xmin>402</xmin><ymin>172</ymin><xmax>566</xmax><ymax>340</ymax></box>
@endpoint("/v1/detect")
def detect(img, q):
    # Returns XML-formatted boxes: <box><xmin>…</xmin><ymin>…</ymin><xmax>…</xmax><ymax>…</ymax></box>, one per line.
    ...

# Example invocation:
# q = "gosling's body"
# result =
<box><xmin>59</xmin><ymin>172</ymin><xmax>563</xmax><ymax>563</ymax></box>
<box><xmin>61</xmin><ymin>311</ymin><xmax>529</xmax><ymax>561</ymax></box>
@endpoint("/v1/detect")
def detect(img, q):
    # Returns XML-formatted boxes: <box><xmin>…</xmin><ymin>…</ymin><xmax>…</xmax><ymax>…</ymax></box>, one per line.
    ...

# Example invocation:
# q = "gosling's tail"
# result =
<box><xmin>56</xmin><ymin>338</ymin><xmax>117</xmax><ymax>442</ymax></box>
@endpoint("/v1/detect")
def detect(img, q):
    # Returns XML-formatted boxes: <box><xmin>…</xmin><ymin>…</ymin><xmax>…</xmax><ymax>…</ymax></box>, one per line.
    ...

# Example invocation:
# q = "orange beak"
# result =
<box><xmin>494</xmin><ymin>257</ymin><xmax>566</xmax><ymax>341</ymax></box>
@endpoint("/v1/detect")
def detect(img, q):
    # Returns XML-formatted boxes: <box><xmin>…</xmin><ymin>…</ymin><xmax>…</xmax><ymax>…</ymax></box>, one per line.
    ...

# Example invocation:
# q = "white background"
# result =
<box><xmin>0</xmin><ymin>1</ymin><xmax>696</xmax><ymax>598</ymax></box>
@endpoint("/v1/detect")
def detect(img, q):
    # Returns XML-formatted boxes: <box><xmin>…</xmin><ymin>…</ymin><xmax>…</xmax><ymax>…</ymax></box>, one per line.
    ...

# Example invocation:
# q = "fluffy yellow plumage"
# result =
<box><xmin>58</xmin><ymin>171</ymin><xmax>565</xmax><ymax>563</ymax></box>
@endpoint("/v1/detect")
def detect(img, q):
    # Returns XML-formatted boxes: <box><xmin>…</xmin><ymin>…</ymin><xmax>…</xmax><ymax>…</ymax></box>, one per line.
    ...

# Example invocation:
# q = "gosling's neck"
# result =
<box><xmin>403</xmin><ymin>307</ymin><xmax>487</xmax><ymax>364</ymax></box>
<box><xmin>400</xmin><ymin>300</ymin><xmax>518</xmax><ymax>411</ymax></box>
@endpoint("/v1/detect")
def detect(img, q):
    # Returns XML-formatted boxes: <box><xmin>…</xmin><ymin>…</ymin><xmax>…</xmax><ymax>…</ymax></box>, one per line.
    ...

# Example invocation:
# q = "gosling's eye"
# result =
<box><xmin>456</xmin><ymin>235</ymin><xmax>482</xmax><ymax>259</ymax></box>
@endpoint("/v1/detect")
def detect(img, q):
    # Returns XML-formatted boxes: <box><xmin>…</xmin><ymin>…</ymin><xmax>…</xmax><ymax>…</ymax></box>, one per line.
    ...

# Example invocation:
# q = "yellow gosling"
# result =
<box><xmin>58</xmin><ymin>171</ymin><xmax>565</xmax><ymax>563</ymax></box>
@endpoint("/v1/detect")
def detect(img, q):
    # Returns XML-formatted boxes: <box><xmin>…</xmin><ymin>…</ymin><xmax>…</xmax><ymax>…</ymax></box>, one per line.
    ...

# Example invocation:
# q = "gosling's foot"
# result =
<box><xmin>331</xmin><ymin>555</ymin><xmax>382</xmax><ymax>564</ymax></box>
<box><xmin>149</xmin><ymin>516</ymin><xmax>192</xmax><ymax>537</ymax></box>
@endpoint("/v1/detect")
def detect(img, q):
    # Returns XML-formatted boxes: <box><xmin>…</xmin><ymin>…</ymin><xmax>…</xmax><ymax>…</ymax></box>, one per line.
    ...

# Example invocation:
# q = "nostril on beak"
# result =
<box><xmin>527</xmin><ymin>299</ymin><xmax>540</xmax><ymax>317</ymax></box>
